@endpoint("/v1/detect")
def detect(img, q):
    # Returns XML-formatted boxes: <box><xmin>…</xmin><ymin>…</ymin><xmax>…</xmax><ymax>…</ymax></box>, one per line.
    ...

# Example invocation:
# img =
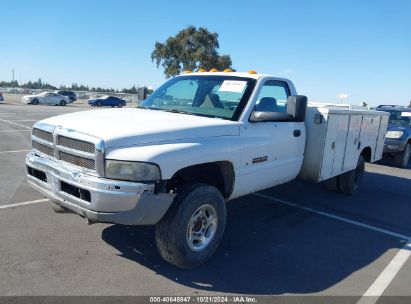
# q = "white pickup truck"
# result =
<box><xmin>26</xmin><ymin>71</ymin><xmax>388</xmax><ymax>269</ymax></box>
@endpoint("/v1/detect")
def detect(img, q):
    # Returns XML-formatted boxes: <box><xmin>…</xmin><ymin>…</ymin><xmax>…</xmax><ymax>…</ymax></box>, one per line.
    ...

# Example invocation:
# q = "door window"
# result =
<box><xmin>255</xmin><ymin>80</ymin><xmax>290</xmax><ymax>112</ymax></box>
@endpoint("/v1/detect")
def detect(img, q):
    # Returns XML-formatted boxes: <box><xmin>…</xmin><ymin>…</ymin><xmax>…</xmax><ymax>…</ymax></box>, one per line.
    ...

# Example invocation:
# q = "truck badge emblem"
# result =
<box><xmin>252</xmin><ymin>156</ymin><xmax>268</xmax><ymax>164</ymax></box>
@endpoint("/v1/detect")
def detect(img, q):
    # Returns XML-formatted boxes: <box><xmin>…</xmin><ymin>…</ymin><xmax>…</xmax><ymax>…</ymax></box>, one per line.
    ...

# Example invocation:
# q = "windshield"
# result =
<box><xmin>382</xmin><ymin>110</ymin><xmax>411</xmax><ymax>126</ymax></box>
<box><xmin>141</xmin><ymin>75</ymin><xmax>256</xmax><ymax>120</ymax></box>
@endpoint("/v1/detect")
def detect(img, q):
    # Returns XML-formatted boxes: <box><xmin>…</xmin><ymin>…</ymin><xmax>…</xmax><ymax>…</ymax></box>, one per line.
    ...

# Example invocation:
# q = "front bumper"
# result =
<box><xmin>25</xmin><ymin>152</ymin><xmax>174</xmax><ymax>225</ymax></box>
<box><xmin>383</xmin><ymin>138</ymin><xmax>408</xmax><ymax>154</ymax></box>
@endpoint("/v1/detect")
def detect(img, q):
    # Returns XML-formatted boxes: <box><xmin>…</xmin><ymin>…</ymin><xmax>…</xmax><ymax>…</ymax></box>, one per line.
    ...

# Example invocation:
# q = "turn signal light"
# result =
<box><xmin>184</xmin><ymin>70</ymin><xmax>192</xmax><ymax>74</ymax></box>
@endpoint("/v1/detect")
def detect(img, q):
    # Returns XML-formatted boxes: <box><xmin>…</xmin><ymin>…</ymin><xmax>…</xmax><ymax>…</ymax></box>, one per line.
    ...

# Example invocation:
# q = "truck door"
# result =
<box><xmin>238</xmin><ymin>80</ymin><xmax>305</xmax><ymax>195</ymax></box>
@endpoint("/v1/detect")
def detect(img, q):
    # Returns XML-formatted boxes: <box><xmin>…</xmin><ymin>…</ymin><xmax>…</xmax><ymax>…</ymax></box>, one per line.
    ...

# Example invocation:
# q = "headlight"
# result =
<box><xmin>105</xmin><ymin>160</ymin><xmax>161</xmax><ymax>182</ymax></box>
<box><xmin>386</xmin><ymin>131</ymin><xmax>404</xmax><ymax>139</ymax></box>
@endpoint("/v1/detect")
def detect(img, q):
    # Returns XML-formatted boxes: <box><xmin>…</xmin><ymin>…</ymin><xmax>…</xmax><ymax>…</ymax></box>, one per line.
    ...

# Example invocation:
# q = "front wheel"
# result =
<box><xmin>31</xmin><ymin>99</ymin><xmax>39</xmax><ymax>105</ymax></box>
<box><xmin>60</xmin><ymin>100</ymin><xmax>67</xmax><ymax>106</ymax></box>
<box><xmin>394</xmin><ymin>143</ymin><xmax>410</xmax><ymax>168</ymax></box>
<box><xmin>155</xmin><ymin>183</ymin><xmax>226</xmax><ymax>269</ymax></box>
<box><xmin>339</xmin><ymin>155</ymin><xmax>365</xmax><ymax>195</ymax></box>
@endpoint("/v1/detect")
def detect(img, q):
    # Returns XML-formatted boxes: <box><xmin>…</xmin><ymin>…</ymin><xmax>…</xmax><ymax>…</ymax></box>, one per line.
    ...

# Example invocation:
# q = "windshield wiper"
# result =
<box><xmin>136</xmin><ymin>106</ymin><xmax>222</xmax><ymax>119</ymax></box>
<box><xmin>163</xmin><ymin>109</ymin><xmax>194</xmax><ymax>115</ymax></box>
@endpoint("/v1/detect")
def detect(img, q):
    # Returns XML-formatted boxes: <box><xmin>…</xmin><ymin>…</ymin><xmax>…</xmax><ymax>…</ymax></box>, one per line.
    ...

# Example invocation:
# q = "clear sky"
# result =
<box><xmin>1</xmin><ymin>0</ymin><xmax>410</xmax><ymax>106</ymax></box>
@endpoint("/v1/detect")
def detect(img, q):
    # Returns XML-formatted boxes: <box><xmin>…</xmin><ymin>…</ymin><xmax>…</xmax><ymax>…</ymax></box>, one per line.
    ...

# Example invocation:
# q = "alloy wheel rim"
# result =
<box><xmin>186</xmin><ymin>204</ymin><xmax>218</xmax><ymax>252</ymax></box>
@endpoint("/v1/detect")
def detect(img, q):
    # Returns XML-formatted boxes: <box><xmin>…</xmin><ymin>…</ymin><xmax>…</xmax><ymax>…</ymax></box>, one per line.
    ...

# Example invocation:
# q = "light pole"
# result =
<box><xmin>337</xmin><ymin>93</ymin><xmax>348</xmax><ymax>104</ymax></box>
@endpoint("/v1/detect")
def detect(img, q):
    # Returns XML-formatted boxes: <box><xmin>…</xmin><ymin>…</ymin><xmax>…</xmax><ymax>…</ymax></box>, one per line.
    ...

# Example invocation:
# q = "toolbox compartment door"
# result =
<box><xmin>343</xmin><ymin>115</ymin><xmax>362</xmax><ymax>171</ymax></box>
<box><xmin>321</xmin><ymin>114</ymin><xmax>349</xmax><ymax>179</ymax></box>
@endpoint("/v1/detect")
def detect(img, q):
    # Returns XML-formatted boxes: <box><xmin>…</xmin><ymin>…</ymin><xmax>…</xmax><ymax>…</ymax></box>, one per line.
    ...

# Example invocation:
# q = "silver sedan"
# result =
<box><xmin>21</xmin><ymin>92</ymin><xmax>71</xmax><ymax>106</ymax></box>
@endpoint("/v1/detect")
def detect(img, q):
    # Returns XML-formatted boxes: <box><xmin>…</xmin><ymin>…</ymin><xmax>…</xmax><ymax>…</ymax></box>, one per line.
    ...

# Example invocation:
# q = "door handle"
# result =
<box><xmin>293</xmin><ymin>130</ymin><xmax>301</xmax><ymax>137</ymax></box>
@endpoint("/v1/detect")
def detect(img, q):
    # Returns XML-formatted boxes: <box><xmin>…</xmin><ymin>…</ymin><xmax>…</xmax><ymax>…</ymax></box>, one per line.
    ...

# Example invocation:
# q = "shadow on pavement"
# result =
<box><xmin>102</xmin><ymin>171</ymin><xmax>410</xmax><ymax>295</ymax></box>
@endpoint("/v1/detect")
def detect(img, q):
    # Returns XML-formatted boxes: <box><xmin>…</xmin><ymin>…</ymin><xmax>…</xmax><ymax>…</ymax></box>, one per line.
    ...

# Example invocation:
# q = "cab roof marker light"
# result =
<box><xmin>223</xmin><ymin>69</ymin><xmax>233</xmax><ymax>73</ymax></box>
<box><xmin>184</xmin><ymin>70</ymin><xmax>192</xmax><ymax>74</ymax></box>
<box><xmin>197</xmin><ymin>68</ymin><xmax>206</xmax><ymax>72</ymax></box>
<box><xmin>209</xmin><ymin>68</ymin><xmax>219</xmax><ymax>72</ymax></box>
<box><xmin>248</xmin><ymin>70</ymin><xmax>257</xmax><ymax>74</ymax></box>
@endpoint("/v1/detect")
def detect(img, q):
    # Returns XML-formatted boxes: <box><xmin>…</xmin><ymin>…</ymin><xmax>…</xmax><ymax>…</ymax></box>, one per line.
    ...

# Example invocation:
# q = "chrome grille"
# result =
<box><xmin>32</xmin><ymin>128</ymin><xmax>53</xmax><ymax>142</ymax></box>
<box><xmin>57</xmin><ymin>136</ymin><xmax>95</xmax><ymax>154</ymax></box>
<box><xmin>32</xmin><ymin>141</ymin><xmax>54</xmax><ymax>157</ymax></box>
<box><xmin>59</xmin><ymin>151</ymin><xmax>96</xmax><ymax>170</ymax></box>
<box><xmin>31</xmin><ymin>126</ymin><xmax>101</xmax><ymax>173</ymax></box>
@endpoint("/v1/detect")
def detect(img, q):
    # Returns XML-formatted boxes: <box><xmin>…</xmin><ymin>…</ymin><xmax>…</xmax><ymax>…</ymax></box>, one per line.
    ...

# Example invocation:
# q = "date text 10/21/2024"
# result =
<box><xmin>149</xmin><ymin>296</ymin><xmax>257</xmax><ymax>303</ymax></box>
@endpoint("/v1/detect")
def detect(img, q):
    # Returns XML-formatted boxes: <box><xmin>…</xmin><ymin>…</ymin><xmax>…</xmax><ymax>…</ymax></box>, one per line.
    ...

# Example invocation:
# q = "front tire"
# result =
<box><xmin>97</xmin><ymin>101</ymin><xmax>102</xmax><ymax>107</ymax></box>
<box><xmin>31</xmin><ymin>99</ymin><xmax>39</xmax><ymax>105</ymax></box>
<box><xmin>155</xmin><ymin>183</ymin><xmax>226</xmax><ymax>269</ymax></box>
<box><xmin>339</xmin><ymin>155</ymin><xmax>365</xmax><ymax>195</ymax></box>
<box><xmin>60</xmin><ymin>100</ymin><xmax>67</xmax><ymax>106</ymax></box>
<box><xmin>394</xmin><ymin>143</ymin><xmax>410</xmax><ymax>168</ymax></box>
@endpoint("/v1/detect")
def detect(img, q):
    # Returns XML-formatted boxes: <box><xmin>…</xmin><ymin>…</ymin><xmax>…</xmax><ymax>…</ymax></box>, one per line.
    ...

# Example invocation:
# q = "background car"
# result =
<box><xmin>55</xmin><ymin>90</ymin><xmax>76</xmax><ymax>103</ymax></box>
<box><xmin>21</xmin><ymin>92</ymin><xmax>71</xmax><ymax>106</ymax></box>
<box><xmin>0</xmin><ymin>92</ymin><xmax>4</xmax><ymax>102</ymax></box>
<box><xmin>88</xmin><ymin>95</ymin><xmax>126</xmax><ymax>107</ymax></box>
<box><xmin>376</xmin><ymin>105</ymin><xmax>411</xmax><ymax>168</ymax></box>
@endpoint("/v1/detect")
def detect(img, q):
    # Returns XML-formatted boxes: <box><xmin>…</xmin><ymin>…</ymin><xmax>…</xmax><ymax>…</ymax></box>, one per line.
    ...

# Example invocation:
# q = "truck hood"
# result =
<box><xmin>39</xmin><ymin>108</ymin><xmax>240</xmax><ymax>148</ymax></box>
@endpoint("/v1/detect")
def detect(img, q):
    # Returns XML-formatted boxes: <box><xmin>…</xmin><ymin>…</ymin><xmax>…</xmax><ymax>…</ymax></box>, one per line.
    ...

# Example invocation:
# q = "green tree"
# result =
<box><xmin>151</xmin><ymin>26</ymin><xmax>233</xmax><ymax>78</ymax></box>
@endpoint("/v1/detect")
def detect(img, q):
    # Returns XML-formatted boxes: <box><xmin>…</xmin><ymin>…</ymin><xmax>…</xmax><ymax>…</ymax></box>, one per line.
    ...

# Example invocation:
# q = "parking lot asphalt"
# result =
<box><xmin>0</xmin><ymin>94</ymin><xmax>410</xmax><ymax>299</ymax></box>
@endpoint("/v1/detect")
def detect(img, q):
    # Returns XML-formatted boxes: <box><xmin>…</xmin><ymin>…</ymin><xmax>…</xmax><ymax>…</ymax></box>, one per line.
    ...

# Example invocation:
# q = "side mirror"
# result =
<box><xmin>286</xmin><ymin>95</ymin><xmax>307</xmax><ymax>122</ymax></box>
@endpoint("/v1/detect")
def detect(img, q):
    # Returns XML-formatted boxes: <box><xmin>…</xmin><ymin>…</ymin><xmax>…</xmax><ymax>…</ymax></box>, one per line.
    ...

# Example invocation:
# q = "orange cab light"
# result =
<box><xmin>223</xmin><ymin>69</ymin><xmax>233</xmax><ymax>73</ymax></box>
<box><xmin>209</xmin><ymin>68</ymin><xmax>219</xmax><ymax>72</ymax></box>
<box><xmin>184</xmin><ymin>70</ymin><xmax>192</xmax><ymax>74</ymax></box>
<box><xmin>248</xmin><ymin>70</ymin><xmax>257</xmax><ymax>74</ymax></box>
<box><xmin>198</xmin><ymin>68</ymin><xmax>206</xmax><ymax>72</ymax></box>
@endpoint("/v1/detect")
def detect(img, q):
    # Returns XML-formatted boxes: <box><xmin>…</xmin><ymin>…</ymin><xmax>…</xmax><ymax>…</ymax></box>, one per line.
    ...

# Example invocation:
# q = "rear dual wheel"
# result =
<box><xmin>325</xmin><ymin>155</ymin><xmax>365</xmax><ymax>195</ymax></box>
<box><xmin>339</xmin><ymin>155</ymin><xmax>365</xmax><ymax>195</ymax></box>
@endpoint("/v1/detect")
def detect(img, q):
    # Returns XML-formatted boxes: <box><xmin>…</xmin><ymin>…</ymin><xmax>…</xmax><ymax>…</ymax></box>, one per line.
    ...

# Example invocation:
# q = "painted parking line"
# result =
<box><xmin>0</xmin><ymin>130</ymin><xmax>31</xmax><ymax>133</ymax></box>
<box><xmin>253</xmin><ymin>193</ymin><xmax>411</xmax><ymax>303</ymax></box>
<box><xmin>358</xmin><ymin>242</ymin><xmax>411</xmax><ymax>304</ymax></box>
<box><xmin>253</xmin><ymin>193</ymin><xmax>410</xmax><ymax>240</ymax></box>
<box><xmin>0</xmin><ymin>119</ymin><xmax>32</xmax><ymax>130</ymax></box>
<box><xmin>0</xmin><ymin>198</ymin><xmax>49</xmax><ymax>209</ymax></box>
<box><xmin>0</xmin><ymin>149</ymin><xmax>30</xmax><ymax>154</ymax></box>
